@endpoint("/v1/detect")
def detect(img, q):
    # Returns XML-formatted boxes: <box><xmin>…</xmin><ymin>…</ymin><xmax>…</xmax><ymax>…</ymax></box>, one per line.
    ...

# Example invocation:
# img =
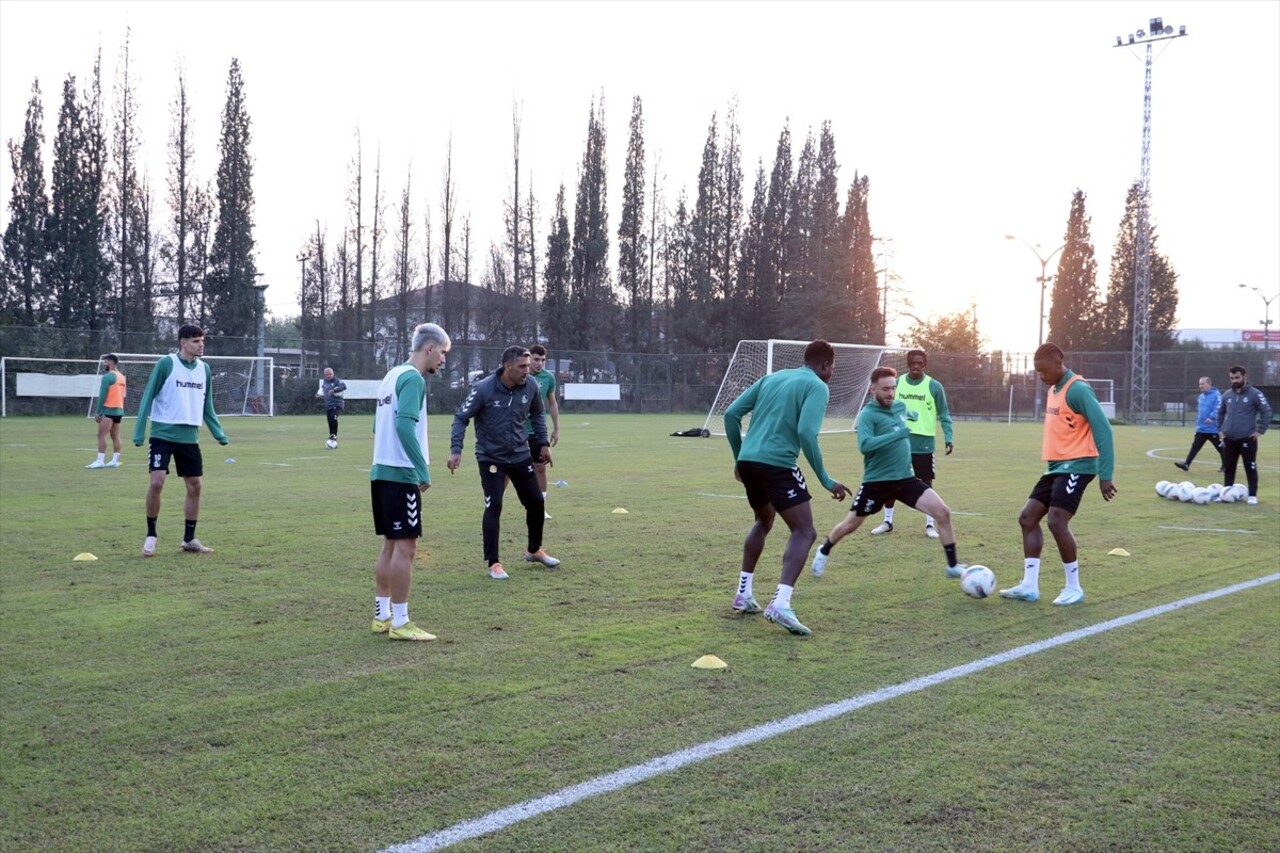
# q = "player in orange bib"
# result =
<box><xmin>1001</xmin><ymin>343</ymin><xmax>1117</xmax><ymax>606</ymax></box>
<box><xmin>86</xmin><ymin>354</ymin><xmax>126</xmax><ymax>469</ymax></box>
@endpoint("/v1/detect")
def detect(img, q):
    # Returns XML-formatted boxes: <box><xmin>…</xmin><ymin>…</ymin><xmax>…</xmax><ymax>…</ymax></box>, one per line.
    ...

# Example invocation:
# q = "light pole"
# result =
<box><xmin>296</xmin><ymin>252</ymin><xmax>311</xmax><ymax>375</ymax></box>
<box><xmin>1006</xmin><ymin>235</ymin><xmax>1077</xmax><ymax>420</ymax></box>
<box><xmin>253</xmin><ymin>275</ymin><xmax>268</xmax><ymax>405</ymax></box>
<box><xmin>1239</xmin><ymin>283</ymin><xmax>1279</xmax><ymax>381</ymax></box>
<box><xmin>874</xmin><ymin>236</ymin><xmax>893</xmax><ymax>345</ymax></box>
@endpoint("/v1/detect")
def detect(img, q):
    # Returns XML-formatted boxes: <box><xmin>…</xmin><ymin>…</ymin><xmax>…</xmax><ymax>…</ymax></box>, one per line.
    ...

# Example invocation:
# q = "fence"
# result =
<box><xmin>0</xmin><ymin>324</ymin><xmax>1273</xmax><ymax>421</ymax></box>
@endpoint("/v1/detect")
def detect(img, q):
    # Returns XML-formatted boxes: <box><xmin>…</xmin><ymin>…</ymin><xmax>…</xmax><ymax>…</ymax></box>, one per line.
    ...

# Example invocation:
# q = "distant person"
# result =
<box><xmin>320</xmin><ymin>367</ymin><xmax>347</xmax><ymax>446</ymax></box>
<box><xmin>1174</xmin><ymin>376</ymin><xmax>1224</xmax><ymax>473</ymax></box>
<box><xmin>1000</xmin><ymin>343</ymin><xmax>1116</xmax><ymax>606</ymax></box>
<box><xmin>447</xmin><ymin>345</ymin><xmax>559</xmax><ymax>580</ymax></box>
<box><xmin>724</xmin><ymin>339</ymin><xmax>849</xmax><ymax>637</ymax></box>
<box><xmin>868</xmin><ymin>349</ymin><xmax>954</xmax><ymax>538</ymax></box>
<box><xmin>810</xmin><ymin>366</ymin><xmax>966</xmax><ymax>583</ymax></box>
<box><xmin>132</xmin><ymin>325</ymin><xmax>228</xmax><ymax>556</ymax></box>
<box><xmin>86</xmin><ymin>353</ymin><xmax>126</xmax><ymax>469</ymax></box>
<box><xmin>528</xmin><ymin>344</ymin><xmax>561</xmax><ymax>518</ymax></box>
<box><xmin>370</xmin><ymin>323</ymin><xmax>451</xmax><ymax>641</ymax></box>
<box><xmin>1217</xmin><ymin>365</ymin><xmax>1272</xmax><ymax>506</ymax></box>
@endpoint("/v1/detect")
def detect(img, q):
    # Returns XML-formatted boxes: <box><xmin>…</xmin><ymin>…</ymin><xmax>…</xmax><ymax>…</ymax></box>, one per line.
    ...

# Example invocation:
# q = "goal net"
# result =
<box><xmin>86</xmin><ymin>353</ymin><xmax>274</xmax><ymax>417</ymax></box>
<box><xmin>703</xmin><ymin>339</ymin><xmax>905</xmax><ymax>435</ymax></box>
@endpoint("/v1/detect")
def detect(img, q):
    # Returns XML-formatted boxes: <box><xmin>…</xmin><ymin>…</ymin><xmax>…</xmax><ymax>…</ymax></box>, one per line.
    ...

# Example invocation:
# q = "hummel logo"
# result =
<box><xmin>392</xmin><ymin>522</ymin><xmax>402</xmax><ymax>530</ymax></box>
<box><xmin>1065</xmin><ymin>473</ymin><xmax>1080</xmax><ymax>494</ymax></box>
<box><xmin>485</xmin><ymin>496</ymin><xmax>492</xmax><ymax>508</ymax></box>
<box><xmin>787</xmin><ymin>489</ymin><xmax>797</xmax><ymax>498</ymax></box>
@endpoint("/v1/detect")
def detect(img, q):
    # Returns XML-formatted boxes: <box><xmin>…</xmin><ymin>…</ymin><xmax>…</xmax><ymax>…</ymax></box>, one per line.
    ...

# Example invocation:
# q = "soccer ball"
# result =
<box><xmin>1230</xmin><ymin>484</ymin><xmax>1248</xmax><ymax>501</ymax></box>
<box><xmin>1155</xmin><ymin>480</ymin><xmax>1172</xmax><ymax>497</ymax></box>
<box><xmin>1219</xmin><ymin>487</ymin><xmax>1238</xmax><ymax>504</ymax></box>
<box><xmin>1191</xmin><ymin>487</ymin><xmax>1212</xmax><ymax>505</ymax></box>
<box><xmin>325</xmin><ymin>438</ymin><xmax>338</xmax><ymax>450</ymax></box>
<box><xmin>1176</xmin><ymin>482</ymin><xmax>1196</xmax><ymax>502</ymax></box>
<box><xmin>960</xmin><ymin>565</ymin><xmax>997</xmax><ymax>599</ymax></box>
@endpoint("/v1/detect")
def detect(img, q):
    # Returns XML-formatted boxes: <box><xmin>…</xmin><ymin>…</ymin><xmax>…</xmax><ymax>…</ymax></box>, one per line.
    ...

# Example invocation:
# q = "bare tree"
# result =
<box><xmin>165</xmin><ymin>63</ymin><xmax>196</xmax><ymax>321</ymax></box>
<box><xmin>368</xmin><ymin>144</ymin><xmax>385</xmax><ymax>352</ymax></box>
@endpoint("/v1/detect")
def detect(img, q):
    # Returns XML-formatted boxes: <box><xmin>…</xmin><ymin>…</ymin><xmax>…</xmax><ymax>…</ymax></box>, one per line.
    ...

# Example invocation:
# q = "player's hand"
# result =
<box><xmin>945</xmin><ymin>442</ymin><xmax>954</xmax><ymax>455</ymax></box>
<box><xmin>1099</xmin><ymin>479</ymin><xmax>1117</xmax><ymax>501</ymax></box>
<box><xmin>550</xmin><ymin>428</ymin><xmax>559</xmax><ymax>447</ymax></box>
<box><xmin>733</xmin><ymin>465</ymin><xmax>743</xmax><ymax>483</ymax></box>
<box><xmin>541</xmin><ymin>446</ymin><xmax>554</xmax><ymax>466</ymax></box>
<box><xmin>219</xmin><ymin>438</ymin><xmax>229</xmax><ymax>446</ymax></box>
<box><xmin>447</xmin><ymin>452</ymin><xmax>461</xmax><ymax>473</ymax></box>
<box><xmin>829</xmin><ymin>481</ymin><xmax>849</xmax><ymax>501</ymax></box>
<box><xmin>419</xmin><ymin>482</ymin><xmax>430</xmax><ymax>492</ymax></box>
<box><xmin>95</xmin><ymin>414</ymin><xmax>102</xmax><ymax>423</ymax></box>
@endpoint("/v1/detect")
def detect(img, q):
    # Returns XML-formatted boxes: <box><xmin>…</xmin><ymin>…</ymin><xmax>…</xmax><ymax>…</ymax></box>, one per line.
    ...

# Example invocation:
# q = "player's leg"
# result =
<box><xmin>1221</xmin><ymin>438</ymin><xmax>1241</xmax><ymax>487</ymax></box>
<box><xmin>107</xmin><ymin>419</ymin><xmax>122</xmax><ymax>464</ymax></box>
<box><xmin>910</xmin><ymin>484</ymin><xmax>963</xmax><ymax>577</ymax></box>
<box><xmin>143</xmin><ymin>440</ymin><xmax>171</xmax><ymax>556</ymax></box>
<box><xmin>765</xmin><ymin>498</ymin><xmax>818</xmax><ymax>636</ymax></box>
<box><xmin>530</xmin><ymin>436</ymin><xmax>551</xmax><ymax>518</ymax></box>
<box><xmin>372</xmin><ymin>483</ymin><xmax>394</xmax><ymax>631</ymax></box>
<box><xmin>1240</xmin><ymin>438</ymin><xmax>1259</xmax><ymax>501</ymax></box>
<box><xmin>1182</xmin><ymin>432</ymin><xmax>1206</xmax><ymax>467</ymax></box>
<box><xmin>915</xmin><ymin>454</ymin><xmax>939</xmax><ymax>536</ymax></box>
<box><xmin>175</xmin><ymin>445</ymin><xmax>212</xmax><ymax>552</ymax></box>
<box><xmin>814</xmin><ymin>482</ymin><xmax>875</xmax><ymax>574</ymax></box>
<box><xmin>375</xmin><ymin>482</ymin><xmax>434</xmax><ymax>640</ymax></box>
<box><xmin>1001</xmin><ymin>477</ymin><xmax>1053</xmax><ymax>601</ymax></box>
<box><xmin>1041</xmin><ymin>473</ymin><xmax>1092</xmax><ymax>605</ymax></box>
<box><xmin>478</xmin><ymin>462</ymin><xmax>509</xmax><ymax>578</ymax></box>
<box><xmin>1214</xmin><ymin>434</ymin><xmax>1226</xmax><ymax>472</ymax></box>
<box><xmin>873</xmin><ymin>496</ymin><xmax>896</xmax><ymax>534</ymax></box>
<box><xmin>326</xmin><ymin>409</ymin><xmax>339</xmax><ymax>440</ymax></box>
<box><xmin>731</xmin><ymin>462</ymin><xmax>772</xmax><ymax>613</ymax></box>
<box><xmin>511</xmin><ymin>461</ymin><xmax>558</xmax><ymax>566</ymax></box>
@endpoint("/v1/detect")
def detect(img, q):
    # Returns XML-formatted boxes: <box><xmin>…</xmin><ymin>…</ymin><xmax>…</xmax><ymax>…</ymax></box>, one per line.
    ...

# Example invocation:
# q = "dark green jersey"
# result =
<box><xmin>724</xmin><ymin>366</ymin><xmax>837</xmax><ymax>491</ymax></box>
<box><xmin>856</xmin><ymin>399</ymin><xmax>915</xmax><ymax>482</ymax></box>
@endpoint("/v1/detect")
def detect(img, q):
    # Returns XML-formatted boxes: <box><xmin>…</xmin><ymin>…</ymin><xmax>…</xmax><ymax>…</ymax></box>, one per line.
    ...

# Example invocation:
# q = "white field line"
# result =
<box><xmin>380</xmin><ymin>573</ymin><xmax>1279</xmax><ymax>853</ymax></box>
<box><xmin>1146</xmin><ymin>446</ymin><xmax>1280</xmax><ymax>471</ymax></box>
<box><xmin>1158</xmin><ymin>525</ymin><xmax>1260</xmax><ymax>534</ymax></box>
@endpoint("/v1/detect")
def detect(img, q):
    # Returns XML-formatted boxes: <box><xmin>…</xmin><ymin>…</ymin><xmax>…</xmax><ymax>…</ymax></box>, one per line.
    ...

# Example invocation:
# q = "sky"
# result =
<box><xmin>1</xmin><ymin>0</ymin><xmax>1278</xmax><ymax>355</ymax></box>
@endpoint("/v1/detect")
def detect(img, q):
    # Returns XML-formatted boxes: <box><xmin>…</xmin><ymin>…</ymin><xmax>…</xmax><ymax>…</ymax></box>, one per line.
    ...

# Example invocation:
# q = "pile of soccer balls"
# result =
<box><xmin>1153</xmin><ymin>480</ymin><xmax>1247</xmax><ymax>505</ymax></box>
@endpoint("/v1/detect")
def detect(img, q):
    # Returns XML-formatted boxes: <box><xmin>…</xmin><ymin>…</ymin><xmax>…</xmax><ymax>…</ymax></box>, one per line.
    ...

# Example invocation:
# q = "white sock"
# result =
<box><xmin>1022</xmin><ymin>558</ymin><xmax>1041</xmax><ymax>588</ymax></box>
<box><xmin>391</xmin><ymin>601</ymin><xmax>409</xmax><ymax>628</ymax></box>
<box><xmin>375</xmin><ymin>596</ymin><xmax>391</xmax><ymax>621</ymax></box>
<box><xmin>925</xmin><ymin>515</ymin><xmax>935</xmax><ymax>528</ymax></box>
<box><xmin>95</xmin><ymin>452</ymin><xmax>105</xmax><ymax>464</ymax></box>
<box><xmin>542</xmin><ymin>491</ymin><xmax>547</xmax><ymax>502</ymax></box>
<box><xmin>1064</xmin><ymin>561</ymin><xmax>1081</xmax><ymax>591</ymax></box>
<box><xmin>772</xmin><ymin>584</ymin><xmax>794</xmax><ymax>609</ymax></box>
<box><xmin>737</xmin><ymin>572</ymin><xmax>753</xmax><ymax>598</ymax></box>
<box><xmin>110</xmin><ymin>452</ymin><xmax>120</xmax><ymax>463</ymax></box>
<box><xmin>883</xmin><ymin>507</ymin><xmax>895</xmax><ymax>524</ymax></box>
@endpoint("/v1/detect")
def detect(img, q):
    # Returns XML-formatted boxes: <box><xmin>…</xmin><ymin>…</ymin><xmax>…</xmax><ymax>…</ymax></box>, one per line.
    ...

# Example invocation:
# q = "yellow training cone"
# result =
<box><xmin>691</xmin><ymin>654</ymin><xmax>728</xmax><ymax>669</ymax></box>
<box><xmin>611</xmin><ymin>507</ymin><xmax>629</xmax><ymax>514</ymax></box>
<box><xmin>72</xmin><ymin>553</ymin><xmax>98</xmax><ymax>561</ymax></box>
<box><xmin>1108</xmin><ymin>547</ymin><xmax>1131</xmax><ymax>557</ymax></box>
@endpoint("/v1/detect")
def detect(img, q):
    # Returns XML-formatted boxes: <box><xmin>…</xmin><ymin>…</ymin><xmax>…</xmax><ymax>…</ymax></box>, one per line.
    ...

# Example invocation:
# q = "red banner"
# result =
<box><xmin>1242</xmin><ymin>329</ymin><xmax>1280</xmax><ymax>343</ymax></box>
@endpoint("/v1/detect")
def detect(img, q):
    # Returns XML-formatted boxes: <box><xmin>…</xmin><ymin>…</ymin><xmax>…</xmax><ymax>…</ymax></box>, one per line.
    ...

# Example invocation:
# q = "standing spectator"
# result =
<box><xmin>370</xmin><ymin>323</ymin><xmax>451</xmax><ymax>641</ymax></box>
<box><xmin>1217</xmin><ymin>365</ymin><xmax>1272</xmax><ymax>505</ymax></box>
<box><xmin>320</xmin><ymin>367</ymin><xmax>347</xmax><ymax>447</ymax></box>
<box><xmin>447</xmin><ymin>345</ymin><xmax>560</xmax><ymax>580</ymax></box>
<box><xmin>86</xmin><ymin>353</ymin><xmax>126</xmax><ymax>469</ymax></box>
<box><xmin>1000</xmin><ymin>344</ymin><xmax>1116</xmax><ymax>606</ymax></box>
<box><xmin>527</xmin><ymin>344</ymin><xmax>561</xmax><ymax>518</ymax></box>
<box><xmin>1175</xmin><ymin>376</ymin><xmax>1224</xmax><ymax>473</ymax></box>
<box><xmin>132</xmin><ymin>325</ymin><xmax>228</xmax><ymax>556</ymax></box>
<box><xmin>868</xmin><ymin>349</ymin><xmax>954</xmax><ymax>538</ymax></box>
<box><xmin>724</xmin><ymin>340</ymin><xmax>849</xmax><ymax>637</ymax></box>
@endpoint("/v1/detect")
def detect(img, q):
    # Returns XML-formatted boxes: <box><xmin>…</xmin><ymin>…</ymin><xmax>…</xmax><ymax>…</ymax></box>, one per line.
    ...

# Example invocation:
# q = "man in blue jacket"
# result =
<box><xmin>1175</xmin><ymin>376</ymin><xmax>1224</xmax><ymax>473</ymax></box>
<box><xmin>448</xmin><ymin>345</ymin><xmax>560</xmax><ymax>579</ymax></box>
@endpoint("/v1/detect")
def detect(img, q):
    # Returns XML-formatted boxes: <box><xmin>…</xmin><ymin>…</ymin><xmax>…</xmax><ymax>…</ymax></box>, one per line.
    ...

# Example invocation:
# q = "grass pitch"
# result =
<box><xmin>1</xmin><ymin>414</ymin><xmax>1277</xmax><ymax>852</ymax></box>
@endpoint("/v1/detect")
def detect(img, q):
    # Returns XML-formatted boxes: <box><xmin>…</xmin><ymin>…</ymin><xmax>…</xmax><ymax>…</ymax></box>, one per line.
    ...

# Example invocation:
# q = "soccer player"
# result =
<box><xmin>370</xmin><ymin>323</ymin><xmax>451</xmax><ymax>641</ymax></box>
<box><xmin>869</xmin><ymin>349</ymin><xmax>954</xmax><ymax>538</ymax></box>
<box><xmin>1174</xmin><ymin>376</ymin><xmax>1224</xmax><ymax>474</ymax></box>
<box><xmin>86</xmin><ymin>353</ymin><xmax>126</xmax><ymax>469</ymax></box>
<box><xmin>527</xmin><ymin>344</ymin><xmax>561</xmax><ymax>518</ymax></box>
<box><xmin>724</xmin><ymin>339</ymin><xmax>850</xmax><ymax>637</ymax></box>
<box><xmin>810</xmin><ymin>366</ymin><xmax>966</xmax><ymax>583</ymax></box>
<box><xmin>320</xmin><ymin>366</ymin><xmax>347</xmax><ymax>446</ymax></box>
<box><xmin>1217</xmin><ymin>365</ymin><xmax>1272</xmax><ymax>506</ymax></box>
<box><xmin>1000</xmin><ymin>343</ymin><xmax>1116</xmax><ymax>606</ymax></box>
<box><xmin>447</xmin><ymin>345</ymin><xmax>559</xmax><ymax>580</ymax></box>
<box><xmin>132</xmin><ymin>325</ymin><xmax>228</xmax><ymax>556</ymax></box>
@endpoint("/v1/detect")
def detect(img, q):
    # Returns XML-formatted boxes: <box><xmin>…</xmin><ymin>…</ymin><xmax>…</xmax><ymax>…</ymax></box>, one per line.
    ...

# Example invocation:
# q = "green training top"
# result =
<box><xmin>724</xmin><ymin>366</ymin><xmax>837</xmax><ymax>491</ymax></box>
<box><xmin>132</xmin><ymin>355</ymin><xmax>227</xmax><ymax>446</ymax></box>
<box><xmin>526</xmin><ymin>369</ymin><xmax>557</xmax><ymax>436</ymax></box>
<box><xmin>895</xmin><ymin>372</ymin><xmax>953</xmax><ymax>454</ymax></box>
<box><xmin>855</xmin><ymin>399</ymin><xmax>915</xmax><ymax>483</ymax></box>
<box><xmin>1044</xmin><ymin>370</ymin><xmax>1115</xmax><ymax>479</ymax></box>
<box><xmin>96</xmin><ymin>372</ymin><xmax>124</xmax><ymax>417</ymax></box>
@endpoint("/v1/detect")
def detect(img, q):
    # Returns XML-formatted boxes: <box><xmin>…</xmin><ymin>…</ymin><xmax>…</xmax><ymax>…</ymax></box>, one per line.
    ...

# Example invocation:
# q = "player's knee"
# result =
<box><xmin>931</xmin><ymin>502</ymin><xmax>951</xmax><ymax>526</ymax></box>
<box><xmin>1017</xmin><ymin>508</ymin><xmax>1038</xmax><ymax>530</ymax></box>
<box><xmin>185</xmin><ymin>477</ymin><xmax>202</xmax><ymax>498</ymax></box>
<box><xmin>1046</xmin><ymin>511</ymin><xmax>1071</xmax><ymax>537</ymax></box>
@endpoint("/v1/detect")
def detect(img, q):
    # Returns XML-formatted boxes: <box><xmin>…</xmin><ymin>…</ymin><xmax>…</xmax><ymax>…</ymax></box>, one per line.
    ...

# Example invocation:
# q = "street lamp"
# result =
<box><xmin>1239</xmin><ymin>283</ymin><xmax>1279</xmax><ymax>381</ymax></box>
<box><xmin>874</xmin><ymin>236</ymin><xmax>894</xmax><ymax>344</ymax></box>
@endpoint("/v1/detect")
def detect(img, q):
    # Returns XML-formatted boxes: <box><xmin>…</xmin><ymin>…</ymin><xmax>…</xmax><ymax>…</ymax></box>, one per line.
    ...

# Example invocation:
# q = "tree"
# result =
<box><xmin>687</xmin><ymin>111</ymin><xmax>721</xmax><ymax>351</ymax></box>
<box><xmin>782</xmin><ymin>128</ymin><xmax>817</xmax><ymax>334</ymax></box>
<box><xmin>757</xmin><ymin>123</ymin><xmax>792</xmax><ymax>338</ymax></box>
<box><xmin>80</xmin><ymin>49</ymin><xmax>111</xmax><ymax>335</ymax></box>
<box><xmin>1046</xmin><ymin>189</ymin><xmax>1101</xmax><ymax>351</ymax></box>
<box><xmin>109</xmin><ymin>29</ymin><xmax>153</xmax><ymax>339</ymax></box>
<box><xmin>717</xmin><ymin>99</ymin><xmax>743</xmax><ymax>352</ymax></box>
<box><xmin>164</xmin><ymin>64</ymin><xmax>198</xmax><ymax>322</ymax></box>
<box><xmin>735</xmin><ymin>160</ymin><xmax>768</xmax><ymax>340</ymax></box>
<box><xmin>439</xmin><ymin>135</ymin><xmax>459</xmax><ymax>336</ymax></box>
<box><xmin>1</xmin><ymin>79</ymin><xmax>47</xmax><ymax>326</ymax></box>
<box><xmin>617</xmin><ymin>95</ymin><xmax>647</xmax><ymax>351</ymax></box>
<box><xmin>205</xmin><ymin>58</ymin><xmax>258</xmax><ymax>342</ymax></box>
<box><xmin>906</xmin><ymin>303</ymin><xmax>986</xmax><ymax>355</ymax></box>
<box><xmin>542</xmin><ymin>183</ymin><xmax>571</xmax><ymax>347</ymax></box>
<box><xmin>367</xmin><ymin>144</ymin><xmax>386</xmax><ymax>362</ymax></box>
<box><xmin>569</xmin><ymin>96</ymin><xmax>610</xmax><ymax>349</ymax></box>
<box><xmin>1101</xmin><ymin>181</ymin><xmax>1179</xmax><ymax>351</ymax></box>
<box><xmin>46</xmin><ymin>75</ymin><xmax>88</xmax><ymax>330</ymax></box>
<box><xmin>388</xmin><ymin>167</ymin><xmax>416</xmax><ymax>365</ymax></box>
<box><xmin>836</xmin><ymin>172</ymin><xmax>882</xmax><ymax>343</ymax></box>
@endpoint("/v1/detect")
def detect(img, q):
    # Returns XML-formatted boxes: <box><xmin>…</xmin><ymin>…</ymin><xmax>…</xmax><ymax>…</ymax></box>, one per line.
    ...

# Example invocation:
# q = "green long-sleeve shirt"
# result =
<box><xmin>132</xmin><ymin>356</ymin><xmax>228</xmax><ymax>446</ymax></box>
<box><xmin>856</xmin><ymin>399</ymin><xmax>916</xmax><ymax>482</ymax></box>
<box><xmin>96</xmin><ymin>372</ymin><xmax>124</xmax><ymax>417</ymax></box>
<box><xmin>724</xmin><ymin>366</ymin><xmax>837</xmax><ymax>491</ymax></box>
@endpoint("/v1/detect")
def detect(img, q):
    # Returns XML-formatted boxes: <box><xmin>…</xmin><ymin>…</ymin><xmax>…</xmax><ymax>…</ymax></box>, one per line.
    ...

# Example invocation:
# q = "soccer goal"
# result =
<box><xmin>703</xmin><ymin>339</ymin><xmax>904</xmax><ymax>435</ymax></box>
<box><xmin>86</xmin><ymin>353</ymin><xmax>275</xmax><ymax>418</ymax></box>
<box><xmin>1083</xmin><ymin>377</ymin><xmax>1116</xmax><ymax>419</ymax></box>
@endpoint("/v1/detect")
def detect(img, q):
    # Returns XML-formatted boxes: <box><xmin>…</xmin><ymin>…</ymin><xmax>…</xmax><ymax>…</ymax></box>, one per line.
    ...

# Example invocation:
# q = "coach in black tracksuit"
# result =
<box><xmin>447</xmin><ymin>345</ymin><xmax>559</xmax><ymax>578</ymax></box>
<box><xmin>1217</xmin><ymin>365</ymin><xmax>1273</xmax><ymax>504</ymax></box>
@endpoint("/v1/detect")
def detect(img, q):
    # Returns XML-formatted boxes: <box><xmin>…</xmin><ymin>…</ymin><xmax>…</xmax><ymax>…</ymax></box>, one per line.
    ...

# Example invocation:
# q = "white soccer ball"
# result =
<box><xmin>1192</xmin><ymin>487</ymin><xmax>1212</xmax><ymax>505</ymax></box>
<box><xmin>325</xmin><ymin>438</ymin><xmax>338</xmax><ymax>450</ymax></box>
<box><xmin>1176</xmin><ymin>483</ymin><xmax>1196</xmax><ymax>502</ymax></box>
<box><xmin>1155</xmin><ymin>480</ymin><xmax>1172</xmax><ymax>497</ymax></box>
<box><xmin>960</xmin><ymin>565</ymin><xmax>997</xmax><ymax>599</ymax></box>
<box><xmin>1219</xmin><ymin>487</ymin><xmax>1237</xmax><ymax>504</ymax></box>
<box><xmin>1230</xmin><ymin>484</ymin><xmax>1248</xmax><ymax>501</ymax></box>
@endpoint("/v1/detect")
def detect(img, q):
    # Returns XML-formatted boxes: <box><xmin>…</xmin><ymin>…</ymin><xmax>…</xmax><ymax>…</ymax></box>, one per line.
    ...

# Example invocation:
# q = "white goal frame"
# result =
<box><xmin>703</xmin><ymin>339</ymin><xmax>904</xmax><ymax>435</ymax></box>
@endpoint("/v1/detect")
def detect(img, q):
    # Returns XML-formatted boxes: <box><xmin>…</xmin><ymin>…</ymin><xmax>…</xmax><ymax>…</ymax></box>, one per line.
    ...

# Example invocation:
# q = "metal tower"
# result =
<box><xmin>1114</xmin><ymin>17</ymin><xmax>1187</xmax><ymax>423</ymax></box>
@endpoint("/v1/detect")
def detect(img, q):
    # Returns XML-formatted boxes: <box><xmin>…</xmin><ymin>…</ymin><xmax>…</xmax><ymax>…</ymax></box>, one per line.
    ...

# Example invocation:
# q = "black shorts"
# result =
<box><xmin>148</xmin><ymin>438</ymin><xmax>203</xmax><ymax>477</ymax></box>
<box><xmin>1028</xmin><ymin>472</ymin><xmax>1095</xmax><ymax>514</ymax></box>
<box><xmin>911</xmin><ymin>452</ymin><xmax>935</xmax><ymax>482</ymax></box>
<box><xmin>737</xmin><ymin>460</ymin><xmax>812</xmax><ymax>512</ymax></box>
<box><xmin>851</xmin><ymin>477</ymin><xmax>930</xmax><ymax>517</ymax></box>
<box><xmin>102</xmin><ymin>414</ymin><xmax>122</xmax><ymax>424</ymax></box>
<box><xmin>527</xmin><ymin>436</ymin><xmax>547</xmax><ymax>464</ymax></box>
<box><xmin>371</xmin><ymin>480</ymin><xmax>423</xmax><ymax>539</ymax></box>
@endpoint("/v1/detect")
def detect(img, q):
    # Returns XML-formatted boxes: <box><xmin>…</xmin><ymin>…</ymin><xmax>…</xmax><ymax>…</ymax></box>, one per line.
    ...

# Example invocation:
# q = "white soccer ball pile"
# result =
<box><xmin>959</xmin><ymin>565</ymin><xmax>997</xmax><ymax>599</ymax></box>
<box><xmin>1154</xmin><ymin>479</ymin><xmax>1246</xmax><ymax>505</ymax></box>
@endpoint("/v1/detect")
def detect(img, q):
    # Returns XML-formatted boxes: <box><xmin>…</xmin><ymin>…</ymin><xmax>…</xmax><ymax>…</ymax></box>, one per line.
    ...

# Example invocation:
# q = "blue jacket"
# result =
<box><xmin>1195</xmin><ymin>387</ymin><xmax>1221</xmax><ymax>434</ymax></box>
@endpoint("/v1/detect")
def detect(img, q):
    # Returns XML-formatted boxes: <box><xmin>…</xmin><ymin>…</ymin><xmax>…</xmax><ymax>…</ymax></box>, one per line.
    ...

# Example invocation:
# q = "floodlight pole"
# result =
<box><xmin>1239</xmin><ymin>284</ymin><xmax>1279</xmax><ymax>381</ymax></box>
<box><xmin>1114</xmin><ymin>16</ymin><xmax>1188</xmax><ymax>423</ymax></box>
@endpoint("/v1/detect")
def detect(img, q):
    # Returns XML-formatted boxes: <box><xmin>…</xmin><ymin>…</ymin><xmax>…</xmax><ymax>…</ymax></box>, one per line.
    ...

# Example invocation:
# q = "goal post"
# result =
<box><xmin>703</xmin><ymin>339</ymin><xmax>905</xmax><ymax>435</ymax></box>
<box><xmin>87</xmin><ymin>353</ymin><xmax>275</xmax><ymax>417</ymax></box>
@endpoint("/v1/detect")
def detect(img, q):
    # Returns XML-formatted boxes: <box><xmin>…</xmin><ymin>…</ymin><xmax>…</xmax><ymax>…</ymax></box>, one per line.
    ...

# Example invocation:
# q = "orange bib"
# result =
<box><xmin>1042</xmin><ymin>374</ymin><xmax>1097</xmax><ymax>461</ymax></box>
<box><xmin>104</xmin><ymin>369</ymin><xmax>126</xmax><ymax>409</ymax></box>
